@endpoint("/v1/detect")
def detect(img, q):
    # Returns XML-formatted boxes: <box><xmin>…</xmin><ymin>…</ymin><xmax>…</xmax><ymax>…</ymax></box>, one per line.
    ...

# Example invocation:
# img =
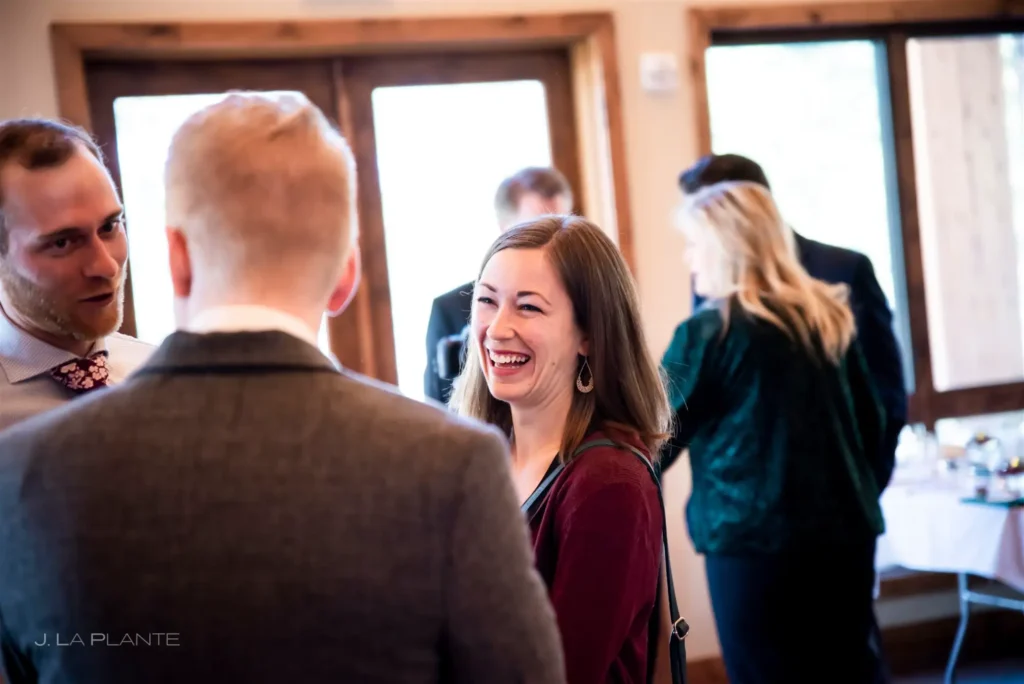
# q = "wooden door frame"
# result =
<box><xmin>52</xmin><ymin>14</ymin><xmax>632</xmax><ymax>384</ymax></box>
<box><xmin>50</xmin><ymin>13</ymin><xmax>633</xmax><ymax>269</ymax></box>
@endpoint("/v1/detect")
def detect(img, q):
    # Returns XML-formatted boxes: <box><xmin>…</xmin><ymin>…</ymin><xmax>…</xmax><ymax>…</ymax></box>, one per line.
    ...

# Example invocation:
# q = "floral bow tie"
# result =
<box><xmin>49</xmin><ymin>351</ymin><xmax>111</xmax><ymax>394</ymax></box>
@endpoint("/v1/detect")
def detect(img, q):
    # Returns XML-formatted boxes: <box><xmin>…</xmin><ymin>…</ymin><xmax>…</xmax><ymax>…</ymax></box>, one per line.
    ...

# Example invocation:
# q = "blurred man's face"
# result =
<box><xmin>0</xmin><ymin>148</ymin><xmax>127</xmax><ymax>351</ymax></box>
<box><xmin>513</xmin><ymin>191</ymin><xmax>572</xmax><ymax>226</ymax></box>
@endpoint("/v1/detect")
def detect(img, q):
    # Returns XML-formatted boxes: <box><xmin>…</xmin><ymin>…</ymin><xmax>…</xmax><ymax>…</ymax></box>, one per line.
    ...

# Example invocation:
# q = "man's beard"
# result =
<box><xmin>0</xmin><ymin>262</ymin><xmax>125</xmax><ymax>342</ymax></box>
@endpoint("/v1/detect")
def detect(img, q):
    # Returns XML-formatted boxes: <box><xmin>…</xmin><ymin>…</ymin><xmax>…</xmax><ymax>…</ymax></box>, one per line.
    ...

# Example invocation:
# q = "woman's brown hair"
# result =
<box><xmin>450</xmin><ymin>215</ymin><xmax>672</xmax><ymax>461</ymax></box>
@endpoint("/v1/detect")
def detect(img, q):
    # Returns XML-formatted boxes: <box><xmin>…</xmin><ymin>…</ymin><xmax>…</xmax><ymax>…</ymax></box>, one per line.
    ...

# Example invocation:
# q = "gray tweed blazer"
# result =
<box><xmin>0</xmin><ymin>330</ymin><xmax>564</xmax><ymax>684</ymax></box>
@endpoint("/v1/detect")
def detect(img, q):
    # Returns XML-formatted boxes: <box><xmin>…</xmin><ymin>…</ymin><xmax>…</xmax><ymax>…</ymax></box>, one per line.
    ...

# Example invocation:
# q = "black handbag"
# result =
<box><xmin>521</xmin><ymin>439</ymin><xmax>689</xmax><ymax>684</ymax></box>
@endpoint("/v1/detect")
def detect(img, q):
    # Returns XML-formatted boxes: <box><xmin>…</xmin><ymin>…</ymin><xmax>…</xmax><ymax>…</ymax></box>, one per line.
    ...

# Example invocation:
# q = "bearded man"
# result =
<box><xmin>0</xmin><ymin>118</ymin><xmax>152</xmax><ymax>432</ymax></box>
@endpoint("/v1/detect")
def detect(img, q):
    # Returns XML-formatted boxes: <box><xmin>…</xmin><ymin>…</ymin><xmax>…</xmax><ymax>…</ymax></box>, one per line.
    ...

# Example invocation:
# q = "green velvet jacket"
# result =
<box><xmin>660</xmin><ymin>300</ymin><xmax>887</xmax><ymax>555</ymax></box>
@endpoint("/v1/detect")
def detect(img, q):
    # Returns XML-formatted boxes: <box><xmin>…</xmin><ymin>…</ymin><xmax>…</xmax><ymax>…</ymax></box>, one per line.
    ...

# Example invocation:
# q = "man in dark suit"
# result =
<box><xmin>0</xmin><ymin>95</ymin><xmax>565</xmax><ymax>683</ymax></box>
<box><xmin>679</xmin><ymin>153</ymin><xmax>905</xmax><ymax>683</ymax></box>
<box><xmin>424</xmin><ymin>166</ymin><xmax>573</xmax><ymax>404</ymax></box>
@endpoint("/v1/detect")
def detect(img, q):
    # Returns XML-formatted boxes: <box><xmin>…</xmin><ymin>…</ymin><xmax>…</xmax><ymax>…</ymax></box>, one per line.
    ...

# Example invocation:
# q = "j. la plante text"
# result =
<box><xmin>34</xmin><ymin>633</ymin><xmax>180</xmax><ymax>647</ymax></box>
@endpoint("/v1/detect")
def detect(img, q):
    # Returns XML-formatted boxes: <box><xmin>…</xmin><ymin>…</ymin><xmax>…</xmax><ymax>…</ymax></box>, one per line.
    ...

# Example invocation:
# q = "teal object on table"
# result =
<box><xmin>960</xmin><ymin>496</ymin><xmax>1024</xmax><ymax>508</ymax></box>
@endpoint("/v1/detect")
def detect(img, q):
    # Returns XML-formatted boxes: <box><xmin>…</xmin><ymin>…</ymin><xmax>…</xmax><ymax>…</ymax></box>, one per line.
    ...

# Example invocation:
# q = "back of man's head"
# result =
<box><xmin>165</xmin><ymin>92</ymin><xmax>356</xmax><ymax>304</ymax></box>
<box><xmin>678</xmin><ymin>153</ymin><xmax>770</xmax><ymax>195</ymax></box>
<box><xmin>494</xmin><ymin>167</ymin><xmax>573</xmax><ymax>230</ymax></box>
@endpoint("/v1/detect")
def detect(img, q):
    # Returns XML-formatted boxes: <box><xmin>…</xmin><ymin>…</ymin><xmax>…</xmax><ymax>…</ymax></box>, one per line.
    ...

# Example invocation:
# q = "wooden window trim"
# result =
<box><xmin>50</xmin><ymin>13</ymin><xmax>634</xmax><ymax>273</ymax></box>
<box><xmin>691</xmin><ymin>1</ymin><xmax>1024</xmax><ymax>34</ymax></box>
<box><xmin>688</xmin><ymin>1</ymin><xmax>1024</xmax><ymax>427</ymax></box>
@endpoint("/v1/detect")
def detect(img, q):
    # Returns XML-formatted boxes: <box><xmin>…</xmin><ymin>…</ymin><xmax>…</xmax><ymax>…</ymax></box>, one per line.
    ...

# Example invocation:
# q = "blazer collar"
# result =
<box><xmin>137</xmin><ymin>330</ymin><xmax>339</xmax><ymax>377</ymax></box>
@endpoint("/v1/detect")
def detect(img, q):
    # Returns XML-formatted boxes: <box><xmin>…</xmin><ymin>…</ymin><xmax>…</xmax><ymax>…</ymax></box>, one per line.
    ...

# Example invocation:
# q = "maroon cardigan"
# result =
<box><xmin>527</xmin><ymin>430</ymin><xmax>662</xmax><ymax>684</ymax></box>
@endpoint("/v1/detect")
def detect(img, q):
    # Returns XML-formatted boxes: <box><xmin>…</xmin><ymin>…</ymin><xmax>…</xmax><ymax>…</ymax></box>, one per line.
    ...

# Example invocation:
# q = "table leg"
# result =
<box><xmin>944</xmin><ymin>573</ymin><xmax>970</xmax><ymax>684</ymax></box>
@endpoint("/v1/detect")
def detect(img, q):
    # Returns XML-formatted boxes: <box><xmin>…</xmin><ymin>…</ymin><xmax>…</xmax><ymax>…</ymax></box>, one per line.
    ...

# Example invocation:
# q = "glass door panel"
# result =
<box><xmin>371</xmin><ymin>80</ymin><xmax>553</xmax><ymax>400</ymax></box>
<box><xmin>341</xmin><ymin>49</ymin><xmax>581</xmax><ymax>400</ymax></box>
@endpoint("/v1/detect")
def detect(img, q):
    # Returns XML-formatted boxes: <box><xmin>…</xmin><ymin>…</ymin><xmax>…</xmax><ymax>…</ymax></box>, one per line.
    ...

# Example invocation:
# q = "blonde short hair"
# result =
<box><xmin>165</xmin><ymin>92</ymin><xmax>357</xmax><ymax>298</ymax></box>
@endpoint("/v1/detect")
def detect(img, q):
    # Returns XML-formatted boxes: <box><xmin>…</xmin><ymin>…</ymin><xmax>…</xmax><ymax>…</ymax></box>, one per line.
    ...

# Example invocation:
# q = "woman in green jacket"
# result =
<box><xmin>662</xmin><ymin>180</ymin><xmax>887</xmax><ymax>684</ymax></box>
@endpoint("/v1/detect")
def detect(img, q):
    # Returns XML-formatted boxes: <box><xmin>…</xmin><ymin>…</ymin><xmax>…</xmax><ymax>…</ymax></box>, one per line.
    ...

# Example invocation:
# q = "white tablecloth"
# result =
<box><xmin>875</xmin><ymin>473</ymin><xmax>1024</xmax><ymax>592</ymax></box>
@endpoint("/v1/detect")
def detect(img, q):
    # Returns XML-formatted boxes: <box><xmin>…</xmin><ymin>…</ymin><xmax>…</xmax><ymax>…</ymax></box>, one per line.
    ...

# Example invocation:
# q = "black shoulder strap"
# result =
<box><xmin>519</xmin><ymin>439</ymin><xmax>608</xmax><ymax>517</ymax></box>
<box><xmin>520</xmin><ymin>460</ymin><xmax>565</xmax><ymax>517</ymax></box>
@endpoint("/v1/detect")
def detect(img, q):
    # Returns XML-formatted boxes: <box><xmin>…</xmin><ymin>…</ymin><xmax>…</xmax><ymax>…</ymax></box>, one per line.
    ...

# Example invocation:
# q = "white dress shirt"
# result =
<box><xmin>187</xmin><ymin>305</ymin><xmax>322</xmax><ymax>350</ymax></box>
<box><xmin>0</xmin><ymin>307</ymin><xmax>155</xmax><ymax>433</ymax></box>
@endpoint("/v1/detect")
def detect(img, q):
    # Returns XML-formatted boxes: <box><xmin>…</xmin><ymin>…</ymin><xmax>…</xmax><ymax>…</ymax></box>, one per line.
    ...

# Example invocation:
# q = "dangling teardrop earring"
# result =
<box><xmin>576</xmin><ymin>356</ymin><xmax>594</xmax><ymax>394</ymax></box>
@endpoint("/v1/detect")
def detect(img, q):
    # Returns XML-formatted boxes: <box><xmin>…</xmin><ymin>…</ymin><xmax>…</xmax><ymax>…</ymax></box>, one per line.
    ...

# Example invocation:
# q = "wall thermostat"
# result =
<box><xmin>640</xmin><ymin>52</ymin><xmax>680</xmax><ymax>94</ymax></box>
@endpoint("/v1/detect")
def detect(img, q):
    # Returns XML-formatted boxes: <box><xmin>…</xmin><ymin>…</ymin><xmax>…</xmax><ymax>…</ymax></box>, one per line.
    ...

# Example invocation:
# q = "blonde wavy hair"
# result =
<box><xmin>678</xmin><ymin>181</ymin><xmax>855</xmax><ymax>364</ymax></box>
<box><xmin>449</xmin><ymin>215</ymin><xmax>671</xmax><ymax>461</ymax></box>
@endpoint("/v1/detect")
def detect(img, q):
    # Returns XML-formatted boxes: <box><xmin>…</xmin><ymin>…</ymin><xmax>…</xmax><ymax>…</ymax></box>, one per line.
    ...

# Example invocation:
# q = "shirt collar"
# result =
<box><xmin>0</xmin><ymin>304</ymin><xmax>106</xmax><ymax>384</ymax></box>
<box><xmin>186</xmin><ymin>305</ymin><xmax>321</xmax><ymax>349</ymax></box>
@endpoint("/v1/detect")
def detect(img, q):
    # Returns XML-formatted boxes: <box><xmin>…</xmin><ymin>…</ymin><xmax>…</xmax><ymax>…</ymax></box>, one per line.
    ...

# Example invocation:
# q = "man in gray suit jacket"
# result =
<box><xmin>0</xmin><ymin>94</ymin><xmax>565</xmax><ymax>683</ymax></box>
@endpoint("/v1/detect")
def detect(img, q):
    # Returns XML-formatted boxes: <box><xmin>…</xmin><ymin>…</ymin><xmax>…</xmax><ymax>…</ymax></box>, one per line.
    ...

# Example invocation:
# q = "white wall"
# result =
<box><xmin>0</xmin><ymin>0</ymin><xmax>938</xmax><ymax>660</ymax></box>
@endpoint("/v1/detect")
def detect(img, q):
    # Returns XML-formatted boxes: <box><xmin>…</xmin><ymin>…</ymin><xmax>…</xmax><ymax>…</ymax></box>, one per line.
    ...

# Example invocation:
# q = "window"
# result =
<box><xmin>700</xmin><ymin>18</ymin><xmax>1024</xmax><ymax>426</ymax></box>
<box><xmin>340</xmin><ymin>50</ymin><xmax>582</xmax><ymax>395</ymax></box>
<box><xmin>114</xmin><ymin>93</ymin><xmax>248</xmax><ymax>347</ymax></box>
<box><xmin>705</xmin><ymin>41</ymin><xmax>911</xmax><ymax>383</ymax></box>
<box><xmin>906</xmin><ymin>33</ymin><xmax>1024</xmax><ymax>391</ymax></box>
<box><xmin>370</xmin><ymin>80</ymin><xmax>553</xmax><ymax>400</ymax></box>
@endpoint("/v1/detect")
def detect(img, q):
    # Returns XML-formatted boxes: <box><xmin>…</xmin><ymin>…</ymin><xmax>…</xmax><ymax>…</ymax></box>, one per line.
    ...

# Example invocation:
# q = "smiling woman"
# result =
<box><xmin>449</xmin><ymin>214</ymin><xmax>674</xmax><ymax>684</ymax></box>
<box><xmin>452</xmin><ymin>215</ymin><xmax>669</xmax><ymax>461</ymax></box>
<box><xmin>473</xmin><ymin>247</ymin><xmax>584</xmax><ymax>417</ymax></box>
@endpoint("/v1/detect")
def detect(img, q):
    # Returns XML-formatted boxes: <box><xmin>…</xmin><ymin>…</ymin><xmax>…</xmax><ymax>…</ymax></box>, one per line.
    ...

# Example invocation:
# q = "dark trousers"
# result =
<box><xmin>869</xmin><ymin>609</ymin><xmax>892</xmax><ymax>683</ymax></box>
<box><xmin>705</xmin><ymin>540</ymin><xmax>886</xmax><ymax>684</ymax></box>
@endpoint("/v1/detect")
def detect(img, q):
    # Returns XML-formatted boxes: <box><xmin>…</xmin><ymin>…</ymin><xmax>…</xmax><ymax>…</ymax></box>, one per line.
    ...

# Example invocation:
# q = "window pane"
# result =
<box><xmin>907</xmin><ymin>33</ymin><xmax>1024</xmax><ymax>391</ymax></box>
<box><xmin>371</xmin><ymin>80</ymin><xmax>552</xmax><ymax>401</ymax></box>
<box><xmin>113</xmin><ymin>92</ymin><xmax>336</xmax><ymax>358</ymax></box>
<box><xmin>705</xmin><ymin>41</ymin><xmax>912</xmax><ymax>387</ymax></box>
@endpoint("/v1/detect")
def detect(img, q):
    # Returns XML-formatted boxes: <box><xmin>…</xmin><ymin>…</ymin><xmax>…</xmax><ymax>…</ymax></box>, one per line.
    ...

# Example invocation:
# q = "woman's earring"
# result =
<box><xmin>576</xmin><ymin>357</ymin><xmax>595</xmax><ymax>394</ymax></box>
